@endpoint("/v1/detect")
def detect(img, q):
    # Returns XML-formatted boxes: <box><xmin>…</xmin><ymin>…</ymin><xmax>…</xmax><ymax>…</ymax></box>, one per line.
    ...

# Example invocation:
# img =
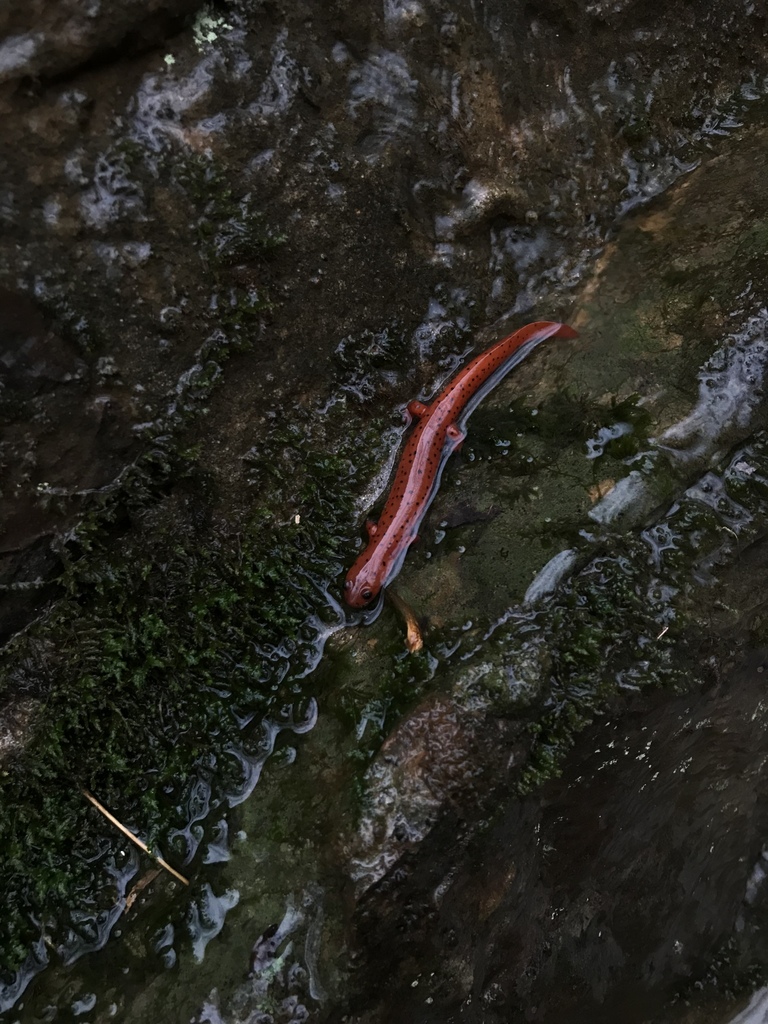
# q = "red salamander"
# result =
<box><xmin>343</xmin><ymin>320</ymin><xmax>578</xmax><ymax>607</ymax></box>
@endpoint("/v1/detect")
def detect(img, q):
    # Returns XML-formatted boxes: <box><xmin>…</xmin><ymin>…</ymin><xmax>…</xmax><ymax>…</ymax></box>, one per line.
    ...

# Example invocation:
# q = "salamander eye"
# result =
<box><xmin>361</xmin><ymin>588</ymin><xmax>373</xmax><ymax>602</ymax></box>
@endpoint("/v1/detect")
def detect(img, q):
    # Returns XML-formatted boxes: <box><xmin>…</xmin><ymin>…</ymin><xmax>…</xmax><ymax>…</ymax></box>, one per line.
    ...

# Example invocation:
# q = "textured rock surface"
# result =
<box><xmin>3</xmin><ymin>0</ymin><xmax>768</xmax><ymax>1021</ymax></box>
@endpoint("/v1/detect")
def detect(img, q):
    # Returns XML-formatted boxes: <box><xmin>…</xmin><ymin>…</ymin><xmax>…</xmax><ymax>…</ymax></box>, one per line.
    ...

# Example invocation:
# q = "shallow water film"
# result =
<box><xmin>5</xmin><ymin>1</ymin><xmax>768</xmax><ymax>1022</ymax></box>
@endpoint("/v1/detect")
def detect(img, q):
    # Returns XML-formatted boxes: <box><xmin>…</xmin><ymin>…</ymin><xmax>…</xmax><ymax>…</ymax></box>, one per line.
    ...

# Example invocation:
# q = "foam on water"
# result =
<box><xmin>249</xmin><ymin>28</ymin><xmax>300</xmax><ymax>120</ymax></box>
<box><xmin>60</xmin><ymin>846</ymin><xmax>142</xmax><ymax>966</ymax></box>
<box><xmin>71</xmin><ymin>992</ymin><xmax>97</xmax><ymax>1015</ymax></box>
<box><xmin>728</xmin><ymin>988</ymin><xmax>768</xmax><ymax>1024</ymax></box>
<box><xmin>225</xmin><ymin>699</ymin><xmax>318</xmax><ymax>807</ymax></box>
<box><xmin>197</xmin><ymin>890</ymin><xmax>323</xmax><ymax>1021</ymax></box>
<box><xmin>0</xmin><ymin>939</ymin><xmax>48</xmax><ymax>1013</ymax></box>
<box><xmin>524</xmin><ymin>549</ymin><xmax>579</xmax><ymax>606</ymax></box>
<box><xmin>656</xmin><ymin>312</ymin><xmax>768</xmax><ymax>461</ymax></box>
<box><xmin>187</xmin><ymin>883</ymin><xmax>240</xmax><ymax>963</ymax></box>
<box><xmin>168</xmin><ymin>777</ymin><xmax>213</xmax><ymax>866</ymax></box>
<box><xmin>79</xmin><ymin>150</ymin><xmax>145</xmax><ymax>229</ymax></box>
<box><xmin>347</xmin><ymin>50</ymin><xmax>419</xmax><ymax>161</ymax></box>
<box><xmin>130</xmin><ymin>56</ymin><xmax>220</xmax><ymax>155</ymax></box>
<box><xmin>586</xmin><ymin>421</ymin><xmax>633</xmax><ymax>459</ymax></box>
<box><xmin>411</xmin><ymin>292</ymin><xmax>471</xmax><ymax>359</ymax></box>
<box><xmin>434</xmin><ymin>179</ymin><xmax>497</xmax><ymax>244</ymax></box>
<box><xmin>203</xmin><ymin>819</ymin><xmax>231</xmax><ymax>865</ymax></box>
<box><xmin>383</xmin><ymin>0</ymin><xmax>425</xmax><ymax>30</ymax></box>
<box><xmin>0</xmin><ymin>33</ymin><xmax>40</xmax><ymax>79</ymax></box>
<box><xmin>489</xmin><ymin>224</ymin><xmax>564</xmax><ymax>312</ymax></box>
<box><xmin>588</xmin><ymin>313</ymin><xmax>768</xmax><ymax>527</ymax></box>
<box><xmin>618</xmin><ymin>148</ymin><xmax>700</xmax><ymax>216</ymax></box>
<box><xmin>589</xmin><ymin>469</ymin><xmax>649</xmax><ymax>525</ymax></box>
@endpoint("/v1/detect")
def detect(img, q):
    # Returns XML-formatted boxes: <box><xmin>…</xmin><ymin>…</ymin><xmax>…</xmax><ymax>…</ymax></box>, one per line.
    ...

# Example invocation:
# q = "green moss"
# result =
<box><xmin>0</xmin><ymin>146</ymin><xmax>408</xmax><ymax>967</ymax></box>
<box><xmin>0</xmin><ymin>225</ymin><xmax>426</xmax><ymax>965</ymax></box>
<box><xmin>176</xmin><ymin>155</ymin><xmax>285</xmax><ymax>269</ymax></box>
<box><xmin>735</xmin><ymin>218</ymin><xmax>768</xmax><ymax>260</ymax></box>
<box><xmin>674</xmin><ymin>934</ymin><xmax>768</xmax><ymax>1006</ymax></box>
<box><xmin>616</xmin><ymin>307</ymin><xmax>666</xmax><ymax>356</ymax></box>
<box><xmin>0</xmin><ymin>415</ymin><xmax>382</xmax><ymax>963</ymax></box>
<box><xmin>621</xmin><ymin>115</ymin><xmax>652</xmax><ymax>146</ymax></box>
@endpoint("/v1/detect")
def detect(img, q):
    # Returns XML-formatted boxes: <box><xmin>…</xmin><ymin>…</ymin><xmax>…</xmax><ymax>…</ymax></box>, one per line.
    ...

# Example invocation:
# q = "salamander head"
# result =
<box><xmin>343</xmin><ymin>570</ymin><xmax>380</xmax><ymax>608</ymax></box>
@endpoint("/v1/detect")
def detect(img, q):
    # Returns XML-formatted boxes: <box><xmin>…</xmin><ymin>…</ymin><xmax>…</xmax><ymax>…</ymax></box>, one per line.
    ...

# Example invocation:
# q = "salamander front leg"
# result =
<box><xmin>403</xmin><ymin>400</ymin><xmax>429</xmax><ymax>427</ymax></box>
<box><xmin>446</xmin><ymin>423</ymin><xmax>466</xmax><ymax>453</ymax></box>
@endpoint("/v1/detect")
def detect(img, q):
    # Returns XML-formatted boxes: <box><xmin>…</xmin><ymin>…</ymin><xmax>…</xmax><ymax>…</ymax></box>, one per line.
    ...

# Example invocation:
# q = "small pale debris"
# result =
<box><xmin>192</xmin><ymin>6</ymin><xmax>233</xmax><ymax>50</ymax></box>
<box><xmin>293</xmin><ymin>513</ymin><xmax>301</xmax><ymax>525</ymax></box>
<box><xmin>125</xmin><ymin>867</ymin><xmax>161</xmax><ymax>911</ymax></box>
<box><xmin>96</xmin><ymin>355</ymin><xmax>119</xmax><ymax>377</ymax></box>
<box><xmin>656</xmin><ymin>625</ymin><xmax>669</xmax><ymax>640</ymax></box>
<box><xmin>588</xmin><ymin>479</ymin><xmax>615</xmax><ymax>503</ymax></box>
<box><xmin>734</xmin><ymin>460</ymin><xmax>756</xmax><ymax>475</ymax></box>
<box><xmin>386</xmin><ymin>589</ymin><xmax>423</xmax><ymax>652</ymax></box>
<box><xmin>405</xmin><ymin>619</ymin><xmax>424</xmax><ymax>653</ymax></box>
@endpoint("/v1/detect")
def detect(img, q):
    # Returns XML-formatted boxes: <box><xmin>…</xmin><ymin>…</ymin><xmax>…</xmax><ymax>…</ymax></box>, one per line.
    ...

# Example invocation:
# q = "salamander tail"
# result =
<box><xmin>554</xmin><ymin>323</ymin><xmax>579</xmax><ymax>340</ymax></box>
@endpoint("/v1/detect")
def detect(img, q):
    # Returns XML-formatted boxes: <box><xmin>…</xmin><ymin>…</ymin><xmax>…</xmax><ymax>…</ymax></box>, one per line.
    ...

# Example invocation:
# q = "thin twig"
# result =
<box><xmin>125</xmin><ymin>867</ymin><xmax>162</xmax><ymax>911</ymax></box>
<box><xmin>81</xmin><ymin>789</ymin><xmax>189</xmax><ymax>886</ymax></box>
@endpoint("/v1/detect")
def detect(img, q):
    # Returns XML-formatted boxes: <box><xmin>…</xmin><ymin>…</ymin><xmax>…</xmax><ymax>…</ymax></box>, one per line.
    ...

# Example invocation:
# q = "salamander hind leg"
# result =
<box><xmin>366</xmin><ymin>519</ymin><xmax>379</xmax><ymax>538</ymax></box>
<box><xmin>446</xmin><ymin>423</ymin><xmax>466</xmax><ymax>452</ymax></box>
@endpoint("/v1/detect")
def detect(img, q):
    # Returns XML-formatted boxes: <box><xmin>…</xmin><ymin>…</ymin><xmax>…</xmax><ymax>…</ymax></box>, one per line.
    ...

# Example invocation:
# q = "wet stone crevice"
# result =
<box><xmin>346</xmin><ymin>642</ymin><xmax>768</xmax><ymax>1024</ymax></box>
<box><xmin>3</xmin><ymin>0</ymin><xmax>768</xmax><ymax>1021</ymax></box>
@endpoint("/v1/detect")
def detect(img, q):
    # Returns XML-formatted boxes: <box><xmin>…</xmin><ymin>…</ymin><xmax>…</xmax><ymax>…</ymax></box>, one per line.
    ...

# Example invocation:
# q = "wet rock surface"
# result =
<box><xmin>3</xmin><ymin>0</ymin><xmax>768</xmax><ymax>1021</ymax></box>
<box><xmin>0</xmin><ymin>289</ymin><xmax>138</xmax><ymax>640</ymax></box>
<box><xmin>347</xmin><ymin>641</ymin><xmax>768</xmax><ymax>1023</ymax></box>
<box><xmin>2</xmin><ymin>0</ymin><xmax>767</xmax><ymax>639</ymax></box>
<box><xmin>336</xmin><ymin>123</ymin><xmax>768</xmax><ymax>1021</ymax></box>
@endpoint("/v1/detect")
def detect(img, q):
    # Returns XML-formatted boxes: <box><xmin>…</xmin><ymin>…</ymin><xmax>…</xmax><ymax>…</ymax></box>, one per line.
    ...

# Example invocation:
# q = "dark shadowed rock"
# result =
<box><xmin>0</xmin><ymin>289</ymin><xmax>140</xmax><ymax>637</ymax></box>
<box><xmin>346</xmin><ymin>645</ymin><xmax>768</xmax><ymax>1023</ymax></box>
<box><xmin>0</xmin><ymin>1</ymin><xmax>200</xmax><ymax>85</ymax></box>
<box><xmin>0</xmin><ymin>287</ymin><xmax>83</xmax><ymax>392</ymax></box>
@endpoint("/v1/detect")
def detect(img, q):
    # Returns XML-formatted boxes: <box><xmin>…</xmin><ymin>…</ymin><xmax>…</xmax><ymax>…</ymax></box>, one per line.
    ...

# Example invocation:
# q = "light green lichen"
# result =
<box><xmin>192</xmin><ymin>5</ymin><xmax>234</xmax><ymax>51</ymax></box>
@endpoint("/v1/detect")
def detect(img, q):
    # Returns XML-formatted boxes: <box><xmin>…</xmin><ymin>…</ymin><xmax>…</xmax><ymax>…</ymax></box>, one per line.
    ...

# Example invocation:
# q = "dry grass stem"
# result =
<box><xmin>81</xmin><ymin>789</ymin><xmax>189</xmax><ymax>886</ymax></box>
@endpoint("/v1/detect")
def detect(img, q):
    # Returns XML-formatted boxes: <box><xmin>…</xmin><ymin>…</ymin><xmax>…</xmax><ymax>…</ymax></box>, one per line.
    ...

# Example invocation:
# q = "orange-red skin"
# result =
<box><xmin>343</xmin><ymin>321</ymin><xmax>578</xmax><ymax>608</ymax></box>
